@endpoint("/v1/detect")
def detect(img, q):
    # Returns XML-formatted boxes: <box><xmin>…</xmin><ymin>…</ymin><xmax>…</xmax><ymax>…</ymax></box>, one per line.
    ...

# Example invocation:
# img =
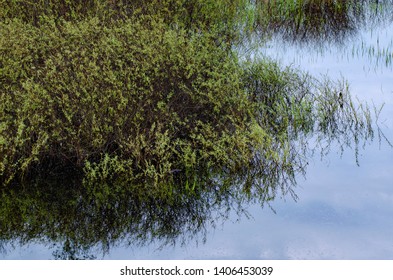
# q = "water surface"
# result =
<box><xmin>1</xmin><ymin>1</ymin><xmax>393</xmax><ymax>259</ymax></box>
<box><xmin>108</xmin><ymin>6</ymin><xmax>393</xmax><ymax>259</ymax></box>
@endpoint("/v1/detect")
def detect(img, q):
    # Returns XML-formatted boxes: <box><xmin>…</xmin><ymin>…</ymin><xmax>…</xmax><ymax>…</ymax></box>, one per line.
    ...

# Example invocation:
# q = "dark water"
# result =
<box><xmin>1</xmin><ymin>1</ymin><xmax>393</xmax><ymax>259</ymax></box>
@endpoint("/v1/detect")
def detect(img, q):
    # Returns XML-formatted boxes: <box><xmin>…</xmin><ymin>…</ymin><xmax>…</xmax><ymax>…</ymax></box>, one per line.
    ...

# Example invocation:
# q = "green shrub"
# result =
<box><xmin>0</xmin><ymin>2</ymin><xmax>376</xmax><ymax>199</ymax></box>
<box><xmin>0</xmin><ymin>17</ymin><xmax>256</xmax><ymax>187</ymax></box>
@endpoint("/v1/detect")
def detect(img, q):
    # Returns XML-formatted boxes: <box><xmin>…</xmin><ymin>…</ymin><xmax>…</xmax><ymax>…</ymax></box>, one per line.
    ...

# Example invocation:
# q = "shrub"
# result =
<box><xmin>0</xmin><ymin>17</ymin><xmax>255</xmax><ymax>187</ymax></box>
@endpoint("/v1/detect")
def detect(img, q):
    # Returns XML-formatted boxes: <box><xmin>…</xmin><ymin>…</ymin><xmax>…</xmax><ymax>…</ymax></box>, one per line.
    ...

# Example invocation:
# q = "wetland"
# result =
<box><xmin>1</xmin><ymin>0</ymin><xmax>393</xmax><ymax>259</ymax></box>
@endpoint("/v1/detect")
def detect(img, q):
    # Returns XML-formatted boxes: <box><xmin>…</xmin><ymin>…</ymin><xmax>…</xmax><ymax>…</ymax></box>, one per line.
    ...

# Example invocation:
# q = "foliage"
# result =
<box><xmin>0</xmin><ymin>16</ymin><xmax>253</xmax><ymax>188</ymax></box>
<box><xmin>0</xmin><ymin>0</ymin><xmax>377</xmax><ymax>199</ymax></box>
<box><xmin>0</xmin><ymin>0</ymin><xmax>384</xmax><ymax>259</ymax></box>
<box><xmin>0</xmin><ymin>0</ymin><xmax>256</xmax><ymax>46</ymax></box>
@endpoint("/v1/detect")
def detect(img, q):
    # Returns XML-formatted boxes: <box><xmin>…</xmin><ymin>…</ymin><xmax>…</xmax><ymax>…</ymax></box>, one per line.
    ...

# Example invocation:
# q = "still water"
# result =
<box><xmin>110</xmin><ymin>6</ymin><xmax>393</xmax><ymax>259</ymax></box>
<box><xmin>1</xmin><ymin>2</ymin><xmax>393</xmax><ymax>259</ymax></box>
<box><xmin>107</xmin><ymin>14</ymin><xmax>393</xmax><ymax>260</ymax></box>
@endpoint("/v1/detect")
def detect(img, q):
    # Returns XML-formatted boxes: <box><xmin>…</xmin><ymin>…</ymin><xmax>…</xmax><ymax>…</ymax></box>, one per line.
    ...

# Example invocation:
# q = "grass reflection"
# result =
<box><xmin>0</xmin><ymin>0</ymin><xmax>391</xmax><ymax>259</ymax></box>
<box><xmin>255</xmin><ymin>0</ymin><xmax>393</xmax><ymax>46</ymax></box>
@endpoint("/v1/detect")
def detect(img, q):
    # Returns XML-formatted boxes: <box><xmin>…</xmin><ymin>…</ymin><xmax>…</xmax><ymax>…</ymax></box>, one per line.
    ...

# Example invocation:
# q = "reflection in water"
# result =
<box><xmin>0</xmin><ymin>75</ymin><xmax>377</xmax><ymax>259</ymax></box>
<box><xmin>1</xmin><ymin>0</ymin><xmax>392</xmax><ymax>259</ymax></box>
<box><xmin>256</xmin><ymin>0</ymin><xmax>393</xmax><ymax>47</ymax></box>
<box><xmin>0</xmin><ymin>175</ymin><xmax>224</xmax><ymax>259</ymax></box>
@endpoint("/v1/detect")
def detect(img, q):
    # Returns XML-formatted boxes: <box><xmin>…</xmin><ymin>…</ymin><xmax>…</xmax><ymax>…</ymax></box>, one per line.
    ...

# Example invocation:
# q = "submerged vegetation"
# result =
<box><xmin>0</xmin><ymin>0</ymin><xmax>390</xmax><ymax>258</ymax></box>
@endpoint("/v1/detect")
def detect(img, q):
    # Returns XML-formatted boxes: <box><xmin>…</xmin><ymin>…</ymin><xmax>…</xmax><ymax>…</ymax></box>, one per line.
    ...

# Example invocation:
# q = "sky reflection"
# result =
<box><xmin>1</xmin><ymin>4</ymin><xmax>393</xmax><ymax>261</ymax></box>
<box><xmin>104</xmin><ymin>18</ymin><xmax>393</xmax><ymax>260</ymax></box>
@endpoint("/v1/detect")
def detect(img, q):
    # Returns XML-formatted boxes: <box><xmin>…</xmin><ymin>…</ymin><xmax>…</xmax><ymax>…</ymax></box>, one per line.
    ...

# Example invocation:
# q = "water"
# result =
<box><xmin>1</xmin><ymin>2</ymin><xmax>393</xmax><ymax>259</ymax></box>
<box><xmin>108</xmin><ymin>7</ymin><xmax>393</xmax><ymax>259</ymax></box>
<box><xmin>105</xmin><ymin>11</ymin><xmax>393</xmax><ymax>259</ymax></box>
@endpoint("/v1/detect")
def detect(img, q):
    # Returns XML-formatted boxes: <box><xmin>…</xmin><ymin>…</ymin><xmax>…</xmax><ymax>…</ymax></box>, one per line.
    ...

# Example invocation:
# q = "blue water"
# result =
<box><xmin>105</xmin><ymin>20</ymin><xmax>393</xmax><ymax>260</ymax></box>
<box><xmin>97</xmin><ymin>20</ymin><xmax>393</xmax><ymax>260</ymax></box>
<box><xmin>2</xmin><ymin>13</ymin><xmax>393</xmax><ymax>260</ymax></box>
